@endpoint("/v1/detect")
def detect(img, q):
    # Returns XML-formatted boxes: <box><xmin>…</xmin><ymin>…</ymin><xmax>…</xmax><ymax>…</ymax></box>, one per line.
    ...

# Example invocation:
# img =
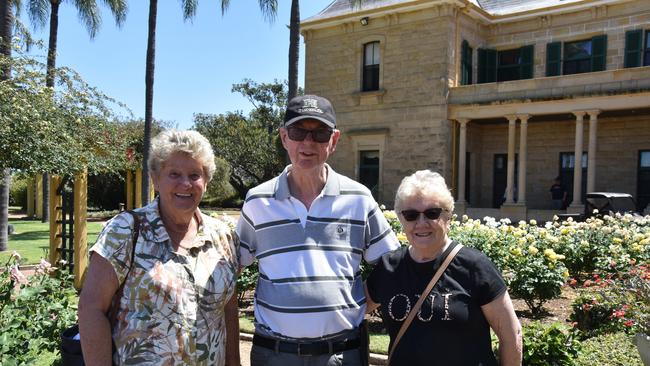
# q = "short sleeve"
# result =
<box><xmin>364</xmin><ymin>204</ymin><xmax>401</xmax><ymax>264</ymax></box>
<box><xmin>365</xmin><ymin>260</ymin><xmax>385</xmax><ymax>304</ymax></box>
<box><xmin>472</xmin><ymin>253</ymin><xmax>507</xmax><ymax>306</ymax></box>
<box><xmin>236</xmin><ymin>206</ymin><xmax>257</xmax><ymax>267</ymax></box>
<box><xmin>90</xmin><ymin>212</ymin><xmax>138</xmax><ymax>285</ymax></box>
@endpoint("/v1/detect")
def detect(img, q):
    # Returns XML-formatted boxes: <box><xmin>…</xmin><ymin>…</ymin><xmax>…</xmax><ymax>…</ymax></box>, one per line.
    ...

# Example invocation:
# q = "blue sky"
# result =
<box><xmin>24</xmin><ymin>0</ymin><xmax>334</xmax><ymax>129</ymax></box>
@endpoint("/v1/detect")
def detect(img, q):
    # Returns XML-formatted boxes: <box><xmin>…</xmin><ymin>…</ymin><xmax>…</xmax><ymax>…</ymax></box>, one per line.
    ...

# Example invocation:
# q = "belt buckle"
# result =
<box><xmin>296</xmin><ymin>343</ymin><xmax>312</xmax><ymax>357</ymax></box>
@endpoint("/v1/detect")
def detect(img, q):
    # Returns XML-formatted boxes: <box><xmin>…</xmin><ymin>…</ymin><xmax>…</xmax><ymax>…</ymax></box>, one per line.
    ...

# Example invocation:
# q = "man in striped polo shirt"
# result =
<box><xmin>237</xmin><ymin>94</ymin><xmax>400</xmax><ymax>366</ymax></box>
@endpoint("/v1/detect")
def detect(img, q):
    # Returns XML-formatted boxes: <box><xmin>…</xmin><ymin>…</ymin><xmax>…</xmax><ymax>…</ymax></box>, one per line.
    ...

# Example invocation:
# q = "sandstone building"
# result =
<box><xmin>301</xmin><ymin>0</ymin><xmax>650</xmax><ymax>220</ymax></box>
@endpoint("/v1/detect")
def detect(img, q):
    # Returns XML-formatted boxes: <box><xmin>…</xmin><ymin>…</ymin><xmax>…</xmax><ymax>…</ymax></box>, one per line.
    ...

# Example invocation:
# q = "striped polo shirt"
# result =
<box><xmin>237</xmin><ymin>165</ymin><xmax>400</xmax><ymax>340</ymax></box>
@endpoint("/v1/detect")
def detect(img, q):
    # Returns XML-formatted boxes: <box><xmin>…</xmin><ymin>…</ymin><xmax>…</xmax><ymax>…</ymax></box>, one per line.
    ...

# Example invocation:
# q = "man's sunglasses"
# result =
<box><xmin>400</xmin><ymin>208</ymin><xmax>446</xmax><ymax>222</ymax></box>
<box><xmin>286</xmin><ymin>126</ymin><xmax>333</xmax><ymax>143</ymax></box>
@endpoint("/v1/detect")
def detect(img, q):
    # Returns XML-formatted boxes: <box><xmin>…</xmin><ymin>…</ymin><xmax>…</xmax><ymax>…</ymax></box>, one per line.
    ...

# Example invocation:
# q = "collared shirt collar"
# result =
<box><xmin>274</xmin><ymin>163</ymin><xmax>341</xmax><ymax>200</ymax></box>
<box><xmin>141</xmin><ymin>197</ymin><xmax>208</xmax><ymax>245</ymax></box>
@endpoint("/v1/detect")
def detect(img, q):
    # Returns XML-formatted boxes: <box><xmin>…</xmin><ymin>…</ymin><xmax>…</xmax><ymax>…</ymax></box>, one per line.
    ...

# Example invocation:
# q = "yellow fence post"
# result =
<box><xmin>126</xmin><ymin>170</ymin><xmax>134</xmax><ymax>210</ymax></box>
<box><xmin>73</xmin><ymin>170</ymin><xmax>88</xmax><ymax>290</ymax></box>
<box><xmin>26</xmin><ymin>177</ymin><xmax>35</xmax><ymax>217</ymax></box>
<box><xmin>149</xmin><ymin>179</ymin><xmax>155</xmax><ymax>202</ymax></box>
<box><xmin>49</xmin><ymin>175</ymin><xmax>63</xmax><ymax>266</ymax></box>
<box><xmin>135</xmin><ymin>169</ymin><xmax>142</xmax><ymax>208</ymax></box>
<box><xmin>35</xmin><ymin>174</ymin><xmax>43</xmax><ymax>219</ymax></box>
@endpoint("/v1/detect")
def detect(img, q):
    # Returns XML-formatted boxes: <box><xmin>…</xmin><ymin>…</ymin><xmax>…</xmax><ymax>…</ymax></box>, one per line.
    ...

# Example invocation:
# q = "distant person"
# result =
<box><xmin>550</xmin><ymin>177</ymin><xmax>567</xmax><ymax>210</ymax></box>
<box><xmin>365</xmin><ymin>170</ymin><xmax>522</xmax><ymax>366</ymax></box>
<box><xmin>78</xmin><ymin>130</ymin><xmax>240</xmax><ymax>366</ymax></box>
<box><xmin>237</xmin><ymin>95</ymin><xmax>400</xmax><ymax>366</ymax></box>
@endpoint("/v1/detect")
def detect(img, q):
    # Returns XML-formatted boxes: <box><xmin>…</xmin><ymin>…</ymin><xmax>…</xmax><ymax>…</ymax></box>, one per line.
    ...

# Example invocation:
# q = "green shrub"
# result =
<box><xmin>0</xmin><ymin>255</ymin><xmax>78</xmax><ymax>365</ymax></box>
<box><xmin>569</xmin><ymin>286</ymin><xmax>627</xmax><ymax>338</ymax></box>
<box><xmin>8</xmin><ymin>175</ymin><xmax>28</xmax><ymax>208</ymax></box>
<box><xmin>575</xmin><ymin>332</ymin><xmax>642</xmax><ymax>366</ymax></box>
<box><xmin>237</xmin><ymin>261</ymin><xmax>259</xmax><ymax>306</ymax></box>
<box><xmin>523</xmin><ymin>321</ymin><xmax>581</xmax><ymax>366</ymax></box>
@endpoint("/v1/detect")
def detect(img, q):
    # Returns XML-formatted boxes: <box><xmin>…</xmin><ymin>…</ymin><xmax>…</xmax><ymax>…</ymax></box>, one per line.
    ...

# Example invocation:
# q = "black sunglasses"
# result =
<box><xmin>286</xmin><ymin>126</ymin><xmax>333</xmax><ymax>143</ymax></box>
<box><xmin>400</xmin><ymin>208</ymin><xmax>445</xmax><ymax>222</ymax></box>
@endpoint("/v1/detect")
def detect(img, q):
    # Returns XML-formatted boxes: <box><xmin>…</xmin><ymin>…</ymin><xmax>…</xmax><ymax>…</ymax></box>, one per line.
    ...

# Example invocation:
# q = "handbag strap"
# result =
<box><xmin>388</xmin><ymin>243</ymin><xmax>463</xmax><ymax>363</ymax></box>
<box><xmin>108</xmin><ymin>210</ymin><xmax>140</xmax><ymax>327</ymax></box>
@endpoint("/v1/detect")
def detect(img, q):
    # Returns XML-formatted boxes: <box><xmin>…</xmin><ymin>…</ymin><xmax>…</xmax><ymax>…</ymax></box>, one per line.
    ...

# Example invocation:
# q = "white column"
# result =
<box><xmin>586</xmin><ymin>110</ymin><xmax>600</xmax><ymax>193</ymax></box>
<box><xmin>517</xmin><ymin>114</ymin><xmax>530</xmax><ymax>205</ymax></box>
<box><xmin>505</xmin><ymin>115</ymin><xmax>517</xmax><ymax>204</ymax></box>
<box><xmin>571</xmin><ymin>111</ymin><xmax>585</xmax><ymax>207</ymax></box>
<box><xmin>457</xmin><ymin>119</ymin><xmax>469</xmax><ymax>204</ymax></box>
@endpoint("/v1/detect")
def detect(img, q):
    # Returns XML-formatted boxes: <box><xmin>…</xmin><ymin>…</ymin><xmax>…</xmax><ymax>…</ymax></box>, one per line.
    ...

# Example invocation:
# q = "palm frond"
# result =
<box><xmin>25</xmin><ymin>0</ymin><xmax>49</xmax><ymax>30</ymax></box>
<box><xmin>181</xmin><ymin>0</ymin><xmax>198</xmax><ymax>21</ymax></box>
<box><xmin>102</xmin><ymin>0</ymin><xmax>127</xmax><ymax>27</ymax></box>
<box><xmin>257</xmin><ymin>0</ymin><xmax>277</xmax><ymax>23</ymax></box>
<box><xmin>13</xmin><ymin>18</ymin><xmax>40</xmax><ymax>52</ymax></box>
<box><xmin>220</xmin><ymin>0</ymin><xmax>230</xmax><ymax>15</ymax></box>
<box><xmin>73</xmin><ymin>0</ymin><xmax>102</xmax><ymax>39</ymax></box>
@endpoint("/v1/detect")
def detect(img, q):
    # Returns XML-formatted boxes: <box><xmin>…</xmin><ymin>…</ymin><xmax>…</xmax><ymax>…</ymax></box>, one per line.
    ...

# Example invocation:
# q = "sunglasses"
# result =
<box><xmin>400</xmin><ymin>208</ymin><xmax>446</xmax><ymax>222</ymax></box>
<box><xmin>286</xmin><ymin>126</ymin><xmax>333</xmax><ymax>143</ymax></box>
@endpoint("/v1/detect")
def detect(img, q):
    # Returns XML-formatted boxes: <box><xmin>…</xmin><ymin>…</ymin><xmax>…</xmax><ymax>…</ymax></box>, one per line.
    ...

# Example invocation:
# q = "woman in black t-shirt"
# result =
<box><xmin>365</xmin><ymin>170</ymin><xmax>522</xmax><ymax>366</ymax></box>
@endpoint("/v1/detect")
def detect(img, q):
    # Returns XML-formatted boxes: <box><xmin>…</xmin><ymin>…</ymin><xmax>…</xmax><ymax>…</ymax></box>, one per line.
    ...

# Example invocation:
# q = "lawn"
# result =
<box><xmin>1</xmin><ymin>219</ymin><xmax>105</xmax><ymax>265</ymax></box>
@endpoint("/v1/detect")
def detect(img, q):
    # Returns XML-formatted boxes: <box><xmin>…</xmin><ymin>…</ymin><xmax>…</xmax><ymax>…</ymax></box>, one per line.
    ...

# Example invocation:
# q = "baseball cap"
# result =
<box><xmin>283</xmin><ymin>95</ymin><xmax>336</xmax><ymax>129</ymax></box>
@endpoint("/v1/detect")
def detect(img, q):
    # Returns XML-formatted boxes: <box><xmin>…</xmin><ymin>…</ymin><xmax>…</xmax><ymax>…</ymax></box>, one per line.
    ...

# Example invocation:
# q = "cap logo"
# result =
<box><xmin>298</xmin><ymin>98</ymin><xmax>323</xmax><ymax>114</ymax></box>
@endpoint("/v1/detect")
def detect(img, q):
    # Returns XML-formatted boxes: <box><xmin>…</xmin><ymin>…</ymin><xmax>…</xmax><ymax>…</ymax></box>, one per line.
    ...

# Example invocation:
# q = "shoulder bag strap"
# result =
<box><xmin>109</xmin><ymin>210</ymin><xmax>140</xmax><ymax>327</ymax></box>
<box><xmin>388</xmin><ymin>243</ymin><xmax>464</xmax><ymax>364</ymax></box>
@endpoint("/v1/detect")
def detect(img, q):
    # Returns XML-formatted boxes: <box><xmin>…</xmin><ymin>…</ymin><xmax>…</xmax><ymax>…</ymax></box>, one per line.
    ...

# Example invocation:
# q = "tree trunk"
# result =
<box><xmin>142</xmin><ymin>0</ymin><xmax>157</xmax><ymax>206</ymax></box>
<box><xmin>42</xmin><ymin>0</ymin><xmax>62</xmax><ymax>223</ymax></box>
<box><xmin>0</xmin><ymin>0</ymin><xmax>13</xmax><ymax>252</ymax></box>
<box><xmin>287</xmin><ymin>0</ymin><xmax>300</xmax><ymax>102</ymax></box>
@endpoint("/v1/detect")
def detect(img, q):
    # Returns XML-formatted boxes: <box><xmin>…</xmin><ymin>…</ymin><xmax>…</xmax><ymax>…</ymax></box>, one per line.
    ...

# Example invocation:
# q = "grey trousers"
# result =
<box><xmin>249</xmin><ymin>343</ymin><xmax>363</xmax><ymax>366</ymax></box>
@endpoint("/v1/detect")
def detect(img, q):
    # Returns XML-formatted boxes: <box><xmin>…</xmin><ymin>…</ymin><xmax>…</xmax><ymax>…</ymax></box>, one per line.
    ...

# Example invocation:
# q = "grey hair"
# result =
<box><xmin>148</xmin><ymin>130</ymin><xmax>216</xmax><ymax>182</ymax></box>
<box><xmin>394</xmin><ymin>170</ymin><xmax>455</xmax><ymax>215</ymax></box>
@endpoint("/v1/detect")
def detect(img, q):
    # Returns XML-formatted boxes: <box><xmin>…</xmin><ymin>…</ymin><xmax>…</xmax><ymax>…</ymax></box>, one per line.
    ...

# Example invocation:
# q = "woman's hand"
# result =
<box><xmin>78</xmin><ymin>254</ymin><xmax>119</xmax><ymax>366</ymax></box>
<box><xmin>481</xmin><ymin>291</ymin><xmax>522</xmax><ymax>366</ymax></box>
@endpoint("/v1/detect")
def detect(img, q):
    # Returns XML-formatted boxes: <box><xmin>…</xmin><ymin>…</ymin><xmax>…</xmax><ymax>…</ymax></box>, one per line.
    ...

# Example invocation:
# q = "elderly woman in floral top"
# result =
<box><xmin>79</xmin><ymin>130</ymin><xmax>240</xmax><ymax>366</ymax></box>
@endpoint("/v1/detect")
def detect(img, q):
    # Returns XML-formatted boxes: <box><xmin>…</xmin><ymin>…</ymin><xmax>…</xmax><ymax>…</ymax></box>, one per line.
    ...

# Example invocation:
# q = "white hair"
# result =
<box><xmin>394</xmin><ymin>170</ymin><xmax>455</xmax><ymax>215</ymax></box>
<box><xmin>148</xmin><ymin>130</ymin><xmax>216</xmax><ymax>182</ymax></box>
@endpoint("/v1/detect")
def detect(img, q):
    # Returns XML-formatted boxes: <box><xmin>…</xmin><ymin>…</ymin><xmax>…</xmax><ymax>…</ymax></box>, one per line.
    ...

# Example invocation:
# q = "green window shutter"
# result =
<box><xmin>486</xmin><ymin>49</ymin><xmax>497</xmax><ymax>83</ymax></box>
<box><xmin>478</xmin><ymin>48</ymin><xmax>487</xmax><ymax>83</ymax></box>
<box><xmin>546</xmin><ymin>42</ymin><xmax>561</xmax><ymax>76</ymax></box>
<box><xmin>520</xmin><ymin>45</ymin><xmax>534</xmax><ymax>79</ymax></box>
<box><xmin>624</xmin><ymin>29</ymin><xmax>643</xmax><ymax>68</ymax></box>
<box><xmin>467</xmin><ymin>46</ymin><xmax>473</xmax><ymax>84</ymax></box>
<box><xmin>591</xmin><ymin>34</ymin><xmax>607</xmax><ymax>72</ymax></box>
<box><xmin>461</xmin><ymin>41</ymin><xmax>472</xmax><ymax>85</ymax></box>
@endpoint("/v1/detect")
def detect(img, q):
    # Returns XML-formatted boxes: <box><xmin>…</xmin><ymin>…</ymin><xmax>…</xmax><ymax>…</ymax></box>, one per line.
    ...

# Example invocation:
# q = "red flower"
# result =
<box><xmin>624</xmin><ymin>320</ymin><xmax>634</xmax><ymax>327</ymax></box>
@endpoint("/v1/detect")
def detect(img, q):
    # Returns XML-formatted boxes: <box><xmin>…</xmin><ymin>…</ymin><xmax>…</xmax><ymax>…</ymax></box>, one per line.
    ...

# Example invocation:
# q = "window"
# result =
<box><xmin>359</xmin><ymin>151</ymin><xmax>380</xmax><ymax>199</ymax></box>
<box><xmin>546</xmin><ymin>35</ymin><xmax>607</xmax><ymax>76</ymax></box>
<box><xmin>478</xmin><ymin>45</ymin><xmax>533</xmax><ymax>83</ymax></box>
<box><xmin>563</xmin><ymin>40</ymin><xmax>593</xmax><ymax>74</ymax></box>
<box><xmin>363</xmin><ymin>42</ymin><xmax>380</xmax><ymax>91</ymax></box>
<box><xmin>461</xmin><ymin>40</ymin><xmax>473</xmax><ymax>85</ymax></box>
<box><xmin>624</xmin><ymin>30</ymin><xmax>650</xmax><ymax>68</ymax></box>
<box><xmin>559</xmin><ymin>152</ymin><xmax>587</xmax><ymax>204</ymax></box>
<box><xmin>646</xmin><ymin>30</ymin><xmax>650</xmax><ymax>66</ymax></box>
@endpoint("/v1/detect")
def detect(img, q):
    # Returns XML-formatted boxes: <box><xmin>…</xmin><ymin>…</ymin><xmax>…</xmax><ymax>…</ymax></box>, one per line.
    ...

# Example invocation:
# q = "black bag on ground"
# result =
<box><xmin>61</xmin><ymin>324</ymin><xmax>84</xmax><ymax>366</ymax></box>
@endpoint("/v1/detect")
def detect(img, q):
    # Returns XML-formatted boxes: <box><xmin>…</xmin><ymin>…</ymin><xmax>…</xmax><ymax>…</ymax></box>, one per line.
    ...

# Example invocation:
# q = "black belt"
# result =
<box><xmin>252</xmin><ymin>334</ymin><xmax>360</xmax><ymax>356</ymax></box>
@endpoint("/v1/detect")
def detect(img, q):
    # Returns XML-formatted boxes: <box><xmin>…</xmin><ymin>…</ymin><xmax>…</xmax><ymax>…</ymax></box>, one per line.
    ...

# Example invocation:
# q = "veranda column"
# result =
<box><xmin>517</xmin><ymin>115</ymin><xmax>530</xmax><ymax>205</ymax></box>
<box><xmin>570</xmin><ymin>111</ymin><xmax>585</xmax><ymax>209</ymax></box>
<box><xmin>35</xmin><ymin>174</ymin><xmax>43</xmax><ymax>219</ymax></box>
<box><xmin>457</xmin><ymin>119</ymin><xmax>469</xmax><ymax>204</ymax></box>
<box><xmin>73</xmin><ymin>170</ymin><xmax>88</xmax><ymax>290</ymax></box>
<box><xmin>505</xmin><ymin>115</ymin><xmax>518</xmax><ymax>204</ymax></box>
<box><xmin>586</xmin><ymin>110</ymin><xmax>601</xmax><ymax>193</ymax></box>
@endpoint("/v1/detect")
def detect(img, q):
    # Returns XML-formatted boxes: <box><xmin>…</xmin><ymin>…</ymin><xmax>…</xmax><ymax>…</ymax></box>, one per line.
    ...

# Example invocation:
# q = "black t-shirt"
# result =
<box><xmin>550</xmin><ymin>183</ymin><xmax>565</xmax><ymax>200</ymax></box>
<box><xmin>366</xmin><ymin>241</ymin><xmax>506</xmax><ymax>366</ymax></box>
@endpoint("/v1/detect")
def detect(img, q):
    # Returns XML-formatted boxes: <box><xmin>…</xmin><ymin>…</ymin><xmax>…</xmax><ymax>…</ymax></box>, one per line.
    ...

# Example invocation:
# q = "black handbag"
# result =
<box><xmin>60</xmin><ymin>211</ymin><xmax>140</xmax><ymax>365</ymax></box>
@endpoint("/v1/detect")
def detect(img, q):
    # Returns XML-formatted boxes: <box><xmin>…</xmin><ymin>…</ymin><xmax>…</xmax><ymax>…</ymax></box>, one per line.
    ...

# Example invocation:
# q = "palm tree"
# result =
<box><xmin>139</xmin><ymin>0</ymin><xmax>279</xmax><ymax>206</ymax></box>
<box><xmin>25</xmin><ymin>0</ymin><xmax>127</xmax><ymax>222</ymax></box>
<box><xmin>287</xmin><ymin>0</ymin><xmax>299</xmax><ymax>101</ymax></box>
<box><xmin>0</xmin><ymin>0</ymin><xmax>14</xmax><ymax>252</ymax></box>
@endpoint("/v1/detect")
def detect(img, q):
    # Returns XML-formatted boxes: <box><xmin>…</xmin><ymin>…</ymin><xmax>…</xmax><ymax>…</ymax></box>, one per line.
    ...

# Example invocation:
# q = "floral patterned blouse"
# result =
<box><xmin>90</xmin><ymin>199</ymin><xmax>238</xmax><ymax>366</ymax></box>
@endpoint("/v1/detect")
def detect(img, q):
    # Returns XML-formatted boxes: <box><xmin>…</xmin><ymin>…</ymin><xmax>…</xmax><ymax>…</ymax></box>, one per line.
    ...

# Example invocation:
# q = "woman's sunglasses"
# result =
<box><xmin>287</xmin><ymin>126</ymin><xmax>333</xmax><ymax>143</ymax></box>
<box><xmin>400</xmin><ymin>208</ymin><xmax>445</xmax><ymax>222</ymax></box>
